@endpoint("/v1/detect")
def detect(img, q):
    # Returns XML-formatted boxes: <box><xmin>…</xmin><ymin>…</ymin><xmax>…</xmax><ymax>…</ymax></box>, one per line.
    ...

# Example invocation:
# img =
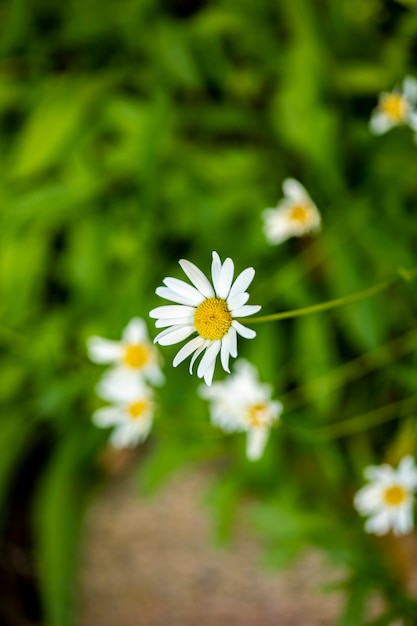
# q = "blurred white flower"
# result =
<box><xmin>87</xmin><ymin>317</ymin><xmax>164</xmax><ymax>385</ymax></box>
<box><xmin>262</xmin><ymin>178</ymin><xmax>321</xmax><ymax>245</ymax></box>
<box><xmin>149</xmin><ymin>252</ymin><xmax>261</xmax><ymax>386</ymax></box>
<box><xmin>93</xmin><ymin>369</ymin><xmax>155</xmax><ymax>448</ymax></box>
<box><xmin>199</xmin><ymin>359</ymin><xmax>282</xmax><ymax>460</ymax></box>
<box><xmin>369</xmin><ymin>76</ymin><xmax>417</xmax><ymax>135</ymax></box>
<box><xmin>354</xmin><ymin>455</ymin><xmax>417</xmax><ymax>536</ymax></box>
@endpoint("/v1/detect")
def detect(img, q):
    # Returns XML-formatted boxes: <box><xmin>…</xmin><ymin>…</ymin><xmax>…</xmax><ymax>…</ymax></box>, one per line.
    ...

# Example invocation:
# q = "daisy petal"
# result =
<box><xmin>365</xmin><ymin>510</ymin><xmax>391</xmax><ymax>536</ymax></box>
<box><xmin>211</xmin><ymin>252</ymin><xmax>222</xmax><ymax>294</ymax></box>
<box><xmin>173</xmin><ymin>336</ymin><xmax>206</xmax><ymax>367</ymax></box>
<box><xmin>246</xmin><ymin>427</ymin><xmax>269</xmax><ymax>461</ymax></box>
<box><xmin>155</xmin><ymin>316</ymin><xmax>194</xmax><ymax>328</ymax></box>
<box><xmin>189</xmin><ymin>341</ymin><xmax>209</xmax><ymax>373</ymax></box>
<box><xmin>228</xmin><ymin>268</ymin><xmax>255</xmax><ymax>299</ymax></box>
<box><xmin>398</xmin><ymin>455</ymin><xmax>417</xmax><ymax>488</ymax></box>
<box><xmin>407</xmin><ymin>110</ymin><xmax>417</xmax><ymax>131</ymax></box>
<box><xmin>220</xmin><ymin>335</ymin><xmax>231</xmax><ymax>373</ymax></box>
<box><xmin>231</xmin><ymin>304</ymin><xmax>261</xmax><ymax>317</ymax></box>
<box><xmin>404</xmin><ymin>76</ymin><xmax>417</xmax><ymax>103</ymax></box>
<box><xmin>92</xmin><ymin>407</ymin><xmax>123</xmax><ymax>428</ymax></box>
<box><xmin>163</xmin><ymin>277</ymin><xmax>205</xmax><ymax>305</ymax></box>
<box><xmin>370</xmin><ymin>112</ymin><xmax>394</xmax><ymax>135</ymax></box>
<box><xmin>96</xmin><ymin>369</ymin><xmax>149</xmax><ymax>403</ymax></box>
<box><xmin>122</xmin><ymin>318</ymin><xmax>147</xmax><ymax>343</ymax></box>
<box><xmin>364</xmin><ymin>464</ymin><xmax>394</xmax><ymax>483</ymax></box>
<box><xmin>149</xmin><ymin>305</ymin><xmax>196</xmax><ymax>319</ymax></box>
<box><xmin>227</xmin><ymin>327</ymin><xmax>238</xmax><ymax>357</ymax></box>
<box><xmin>110</xmin><ymin>424</ymin><xmax>139</xmax><ymax>449</ymax></box>
<box><xmin>232</xmin><ymin>320</ymin><xmax>256</xmax><ymax>339</ymax></box>
<box><xmin>282</xmin><ymin>178</ymin><xmax>308</xmax><ymax>202</ymax></box>
<box><xmin>216</xmin><ymin>257</ymin><xmax>234</xmax><ymax>299</ymax></box>
<box><xmin>87</xmin><ymin>337</ymin><xmax>123</xmax><ymax>364</ymax></box>
<box><xmin>227</xmin><ymin>292</ymin><xmax>249</xmax><ymax>310</ymax></box>
<box><xmin>203</xmin><ymin>360</ymin><xmax>217</xmax><ymax>386</ymax></box>
<box><xmin>197</xmin><ymin>340</ymin><xmax>221</xmax><ymax>382</ymax></box>
<box><xmin>179</xmin><ymin>259</ymin><xmax>215</xmax><ymax>299</ymax></box>
<box><xmin>393</xmin><ymin>503</ymin><xmax>413</xmax><ymax>535</ymax></box>
<box><xmin>155</xmin><ymin>286</ymin><xmax>201</xmax><ymax>306</ymax></box>
<box><xmin>154</xmin><ymin>325</ymin><xmax>195</xmax><ymax>346</ymax></box>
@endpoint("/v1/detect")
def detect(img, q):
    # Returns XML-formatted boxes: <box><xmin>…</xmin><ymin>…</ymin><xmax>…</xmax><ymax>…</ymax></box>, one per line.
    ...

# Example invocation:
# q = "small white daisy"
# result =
<box><xmin>199</xmin><ymin>359</ymin><xmax>283</xmax><ymax>460</ymax></box>
<box><xmin>370</xmin><ymin>76</ymin><xmax>417</xmax><ymax>135</ymax></box>
<box><xmin>149</xmin><ymin>252</ymin><xmax>261</xmax><ymax>386</ymax></box>
<box><xmin>262</xmin><ymin>178</ymin><xmax>321</xmax><ymax>245</ymax></box>
<box><xmin>87</xmin><ymin>317</ymin><xmax>164</xmax><ymax>385</ymax></box>
<box><xmin>354</xmin><ymin>455</ymin><xmax>417</xmax><ymax>536</ymax></box>
<box><xmin>93</xmin><ymin>369</ymin><xmax>155</xmax><ymax>448</ymax></box>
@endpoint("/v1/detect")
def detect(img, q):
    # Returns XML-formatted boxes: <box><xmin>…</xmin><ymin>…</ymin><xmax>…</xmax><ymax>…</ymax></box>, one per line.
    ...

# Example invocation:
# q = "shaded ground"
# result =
<box><xmin>79</xmin><ymin>463</ymin><xmax>344</xmax><ymax>626</ymax></box>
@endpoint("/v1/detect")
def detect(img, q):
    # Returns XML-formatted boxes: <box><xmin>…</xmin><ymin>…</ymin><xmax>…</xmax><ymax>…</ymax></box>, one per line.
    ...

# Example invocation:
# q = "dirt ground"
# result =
<box><xmin>78</xmin><ymin>462</ymin><xmax>344</xmax><ymax>626</ymax></box>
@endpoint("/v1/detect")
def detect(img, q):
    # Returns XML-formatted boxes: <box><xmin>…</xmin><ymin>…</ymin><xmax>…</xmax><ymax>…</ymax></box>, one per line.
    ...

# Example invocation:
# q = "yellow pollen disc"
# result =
<box><xmin>289</xmin><ymin>204</ymin><xmax>310</xmax><ymax>225</ymax></box>
<box><xmin>194</xmin><ymin>298</ymin><xmax>232</xmax><ymax>340</ymax></box>
<box><xmin>123</xmin><ymin>343</ymin><xmax>149</xmax><ymax>369</ymax></box>
<box><xmin>380</xmin><ymin>93</ymin><xmax>407</xmax><ymax>122</ymax></box>
<box><xmin>247</xmin><ymin>403</ymin><xmax>268</xmax><ymax>427</ymax></box>
<box><xmin>127</xmin><ymin>400</ymin><xmax>148</xmax><ymax>420</ymax></box>
<box><xmin>383</xmin><ymin>484</ymin><xmax>408</xmax><ymax>507</ymax></box>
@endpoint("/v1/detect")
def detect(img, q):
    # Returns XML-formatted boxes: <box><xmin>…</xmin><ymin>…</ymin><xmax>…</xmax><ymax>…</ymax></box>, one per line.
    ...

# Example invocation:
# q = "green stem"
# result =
<box><xmin>281</xmin><ymin>327</ymin><xmax>417</xmax><ymax>413</ymax></box>
<box><xmin>0</xmin><ymin>323</ymin><xmax>27</xmax><ymax>344</ymax></box>
<box><xmin>288</xmin><ymin>393</ymin><xmax>417</xmax><ymax>441</ymax></box>
<box><xmin>244</xmin><ymin>266</ymin><xmax>417</xmax><ymax>325</ymax></box>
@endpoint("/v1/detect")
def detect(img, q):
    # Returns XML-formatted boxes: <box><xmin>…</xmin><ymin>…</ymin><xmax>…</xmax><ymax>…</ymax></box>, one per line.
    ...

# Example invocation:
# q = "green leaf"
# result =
<box><xmin>10</xmin><ymin>80</ymin><xmax>94</xmax><ymax>179</ymax></box>
<box><xmin>33</xmin><ymin>429</ymin><xmax>94</xmax><ymax>626</ymax></box>
<box><xmin>0</xmin><ymin>414</ymin><xmax>35</xmax><ymax>521</ymax></box>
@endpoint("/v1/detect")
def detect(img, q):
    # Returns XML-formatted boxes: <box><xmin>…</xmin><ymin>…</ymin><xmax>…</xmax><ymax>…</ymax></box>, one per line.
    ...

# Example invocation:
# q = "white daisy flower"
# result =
<box><xmin>199</xmin><ymin>359</ymin><xmax>283</xmax><ymax>461</ymax></box>
<box><xmin>87</xmin><ymin>317</ymin><xmax>164</xmax><ymax>385</ymax></box>
<box><xmin>354</xmin><ymin>455</ymin><xmax>417</xmax><ymax>536</ymax></box>
<box><xmin>93</xmin><ymin>369</ymin><xmax>155</xmax><ymax>448</ymax></box>
<box><xmin>262</xmin><ymin>178</ymin><xmax>321</xmax><ymax>245</ymax></box>
<box><xmin>149</xmin><ymin>252</ymin><xmax>261</xmax><ymax>386</ymax></box>
<box><xmin>369</xmin><ymin>76</ymin><xmax>417</xmax><ymax>135</ymax></box>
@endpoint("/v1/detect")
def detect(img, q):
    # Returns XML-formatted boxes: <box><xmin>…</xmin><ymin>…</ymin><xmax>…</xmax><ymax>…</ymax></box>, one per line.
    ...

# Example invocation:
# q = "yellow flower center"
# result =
<box><xmin>194</xmin><ymin>298</ymin><xmax>232</xmax><ymax>340</ymax></box>
<box><xmin>380</xmin><ymin>93</ymin><xmax>408</xmax><ymax>122</ymax></box>
<box><xmin>247</xmin><ymin>403</ymin><xmax>268</xmax><ymax>427</ymax></box>
<box><xmin>289</xmin><ymin>204</ymin><xmax>310</xmax><ymax>225</ymax></box>
<box><xmin>127</xmin><ymin>400</ymin><xmax>149</xmax><ymax>420</ymax></box>
<box><xmin>123</xmin><ymin>343</ymin><xmax>150</xmax><ymax>369</ymax></box>
<box><xmin>383</xmin><ymin>484</ymin><xmax>408</xmax><ymax>507</ymax></box>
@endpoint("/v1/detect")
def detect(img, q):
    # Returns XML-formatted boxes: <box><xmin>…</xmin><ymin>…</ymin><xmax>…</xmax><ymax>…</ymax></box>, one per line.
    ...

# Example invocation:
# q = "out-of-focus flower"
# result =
<box><xmin>93</xmin><ymin>369</ymin><xmax>155</xmax><ymax>448</ymax></box>
<box><xmin>199</xmin><ymin>359</ymin><xmax>282</xmax><ymax>460</ymax></box>
<box><xmin>369</xmin><ymin>77</ymin><xmax>417</xmax><ymax>135</ymax></box>
<box><xmin>354</xmin><ymin>455</ymin><xmax>417</xmax><ymax>536</ymax></box>
<box><xmin>262</xmin><ymin>178</ymin><xmax>321</xmax><ymax>245</ymax></box>
<box><xmin>87</xmin><ymin>317</ymin><xmax>164</xmax><ymax>385</ymax></box>
<box><xmin>149</xmin><ymin>252</ymin><xmax>261</xmax><ymax>386</ymax></box>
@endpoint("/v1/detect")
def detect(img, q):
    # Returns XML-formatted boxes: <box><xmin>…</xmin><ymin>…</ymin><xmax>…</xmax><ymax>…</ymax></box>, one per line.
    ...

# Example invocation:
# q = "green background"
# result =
<box><xmin>1</xmin><ymin>0</ymin><xmax>417</xmax><ymax>624</ymax></box>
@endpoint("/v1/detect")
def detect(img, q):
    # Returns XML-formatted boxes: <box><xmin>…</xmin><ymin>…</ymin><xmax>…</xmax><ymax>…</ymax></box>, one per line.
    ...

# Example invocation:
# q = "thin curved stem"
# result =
<box><xmin>280</xmin><ymin>327</ymin><xmax>417</xmax><ymax>413</ymax></box>
<box><xmin>0</xmin><ymin>323</ymin><xmax>28</xmax><ymax>345</ymax></box>
<box><xmin>288</xmin><ymin>393</ymin><xmax>417</xmax><ymax>442</ymax></box>
<box><xmin>243</xmin><ymin>266</ymin><xmax>417</xmax><ymax>325</ymax></box>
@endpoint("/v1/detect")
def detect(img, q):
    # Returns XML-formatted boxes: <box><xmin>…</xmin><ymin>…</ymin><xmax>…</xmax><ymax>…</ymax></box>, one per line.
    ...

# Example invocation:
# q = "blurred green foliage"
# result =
<box><xmin>1</xmin><ymin>0</ymin><xmax>417</xmax><ymax>624</ymax></box>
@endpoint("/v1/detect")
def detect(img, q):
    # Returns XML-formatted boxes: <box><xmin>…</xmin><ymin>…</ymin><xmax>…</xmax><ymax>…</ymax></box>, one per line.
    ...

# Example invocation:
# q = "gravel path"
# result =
<box><xmin>79</xmin><ymin>464</ymin><xmax>343</xmax><ymax>626</ymax></box>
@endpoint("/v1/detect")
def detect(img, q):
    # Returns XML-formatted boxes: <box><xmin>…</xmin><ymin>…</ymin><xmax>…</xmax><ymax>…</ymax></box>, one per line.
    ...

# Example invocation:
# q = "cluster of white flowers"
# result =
<box><xmin>262</xmin><ymin>178</ymin><xmax>321</xmax><ymax>245</ymax></box>
<box><xmin>87</xmin><ymin>317</ymin><xmax>164</xmax><ymax>448</ymax></box>
<box><xmin>351</xmin><ymin>78</ymin><xmax>417</xmax><ymax>536</ymax></box>
<box><xmin>354</xmin><ymin>456</ymin><xmax>417</xmax><ymax>536</ymax></box>
<box><xmin>148</xmin><ymin>253</ymin><xmax>282</xmax><ymax>460</ymax></box>
<box><xmin>199</xmin><ymin>359</ymin><xmax>283</xmax><ymax>461</ymax></box>
<box><xmin>87</xmin><ymin>77</ymin><xmax>417</xmax><ymax>479</ymax></box>
<box><xmin>260</xmin><ymin>76</ymin><xmax>417</xmax><ymax>248</ymax></box>
<box><xmin>369</xmin><ymin>76</ymin><xmax>417</xmax><ymax>138</ymax></box>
